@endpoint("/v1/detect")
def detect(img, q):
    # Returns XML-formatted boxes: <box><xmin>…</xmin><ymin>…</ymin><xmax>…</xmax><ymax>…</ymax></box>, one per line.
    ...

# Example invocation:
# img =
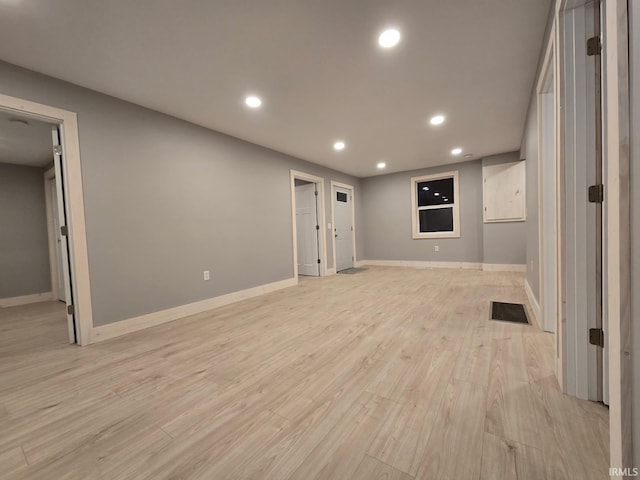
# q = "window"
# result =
<box><xmin>410</xmin><ymin>171</ymin><xmax>460</xmax><ymax>238</ymax></box>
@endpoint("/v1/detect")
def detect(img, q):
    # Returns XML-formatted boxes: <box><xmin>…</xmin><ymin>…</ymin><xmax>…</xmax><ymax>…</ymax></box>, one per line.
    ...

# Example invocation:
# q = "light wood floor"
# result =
<box><xmin>0</xmin><ymin>267</ymin><xmax>609</xmax><ymax>480</ymax></box>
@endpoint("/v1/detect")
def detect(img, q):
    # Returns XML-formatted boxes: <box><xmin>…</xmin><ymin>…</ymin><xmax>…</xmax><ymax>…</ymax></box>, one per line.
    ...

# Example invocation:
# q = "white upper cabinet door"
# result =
<box><xmin>483</xmin><ymin>161</ymin><xmax>526</xmax><ymax>223</ymax></box>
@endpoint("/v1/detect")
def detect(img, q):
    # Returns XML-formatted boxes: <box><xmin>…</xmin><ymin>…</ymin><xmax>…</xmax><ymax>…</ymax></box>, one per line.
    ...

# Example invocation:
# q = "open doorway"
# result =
<box><xmin>331</xmin><ymin>181</ymin><xmax>356</xmax><ymax>272</ymax></box>
<box><xmin>0</xmin><ymin>111</ymin><xmax>76</xmax><ymax>344</ymax></box>
<box><xmin>290</xmin><ymin>170</ymin><xmax>327</xmax><ymax>278</ymax></box>
<box><xmin>0</xmin><ymin>94</ymin><xmax>92</xmax><ymax>346</ymax></box>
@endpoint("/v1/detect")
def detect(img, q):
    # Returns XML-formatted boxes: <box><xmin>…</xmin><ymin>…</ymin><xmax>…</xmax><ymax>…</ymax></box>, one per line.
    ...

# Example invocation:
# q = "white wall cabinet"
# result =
<box><xmin>483</xmin><ymin>160</ymin><xmax>526</xmax><ymax>223</ymax></box>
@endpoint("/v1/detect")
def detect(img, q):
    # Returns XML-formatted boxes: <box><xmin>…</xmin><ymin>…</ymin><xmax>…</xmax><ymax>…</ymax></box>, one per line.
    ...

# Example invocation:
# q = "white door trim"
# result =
<box><xmin>536</xmin><ymin>20</ymin><xmax>565</xmax><ymax>387</ymax></box>
<box><xmin>0</xmin><ymin>94</ymin><xmax>93</xmax><ymax>346</ymax></box>
<box><xmin>290</xmin><ymin>170</ymin><xmax>328</xmax><ymax>278</ymax></box>
<box><xmin>603</xmin><ymin>0</ymin><xmax>632</xmax><ymax>470</ymax></box>
<box><xmin>330</xmin><ymin>181</ymin><xmax>357</xmax><ymax>272</ymax></box>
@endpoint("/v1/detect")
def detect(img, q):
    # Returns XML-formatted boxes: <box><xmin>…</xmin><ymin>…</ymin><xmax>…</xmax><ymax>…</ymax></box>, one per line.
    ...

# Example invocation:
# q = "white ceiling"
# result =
<box><xmin>0</xmin><ymin>110</ymin><xmax>54</xmax><ymax>167</ymax></box>
<box><xmin>0</xmin><ymin>0</ymin><xmax>550</xmax><ymax>177</ymax></box>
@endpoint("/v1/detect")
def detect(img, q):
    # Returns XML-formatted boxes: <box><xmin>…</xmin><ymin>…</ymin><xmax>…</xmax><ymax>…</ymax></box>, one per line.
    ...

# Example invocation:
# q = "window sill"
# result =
<box><xmin>412</xmin><ymin>231</ymin><xmax>460</xmax><ymax>239</ymax></box>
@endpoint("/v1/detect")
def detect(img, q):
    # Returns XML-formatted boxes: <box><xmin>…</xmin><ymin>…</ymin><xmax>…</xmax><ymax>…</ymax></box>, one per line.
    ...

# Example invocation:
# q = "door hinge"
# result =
<box><xmin>588</xmin><ymin>184</ymin><xmax>604</xmax><ymax>203</ymax></box>
<box><xmin>589</xmin><ymin>328</ymin><xmax>604</xmax><ymax>348</ymax></box>
<box><xmin>587</xmin><ymin>36</ymin><xmax>602</xmax><ymax>56</ymax></box>
<box><xmin>351</xmin><ymin>226</ymin><xmax>353</xmax><ymax>231</ymax></box>
<box><xmin>60</xmin><ymin>225</ymin><xmax>68</xmax><ymax>236</ymax></box>
<box><xmin>314</xmin><ymin>190</ymin><xmax>318</xmax><ymax>196</ymax></box>
<box><xmin>317</xmin><ymin>259</ymin><xmax>321</xmax><ymax>264</ymax></box>
<box><xmin>67</xmin><ymin>304</ymin><xmax>74</xmax><ymax>315</ymax></box>
<box><xmin>53</xmin><ymin>145</ymin><xmax>62</xmax><ymax>156</ymax></box>
<box><xmin>316</xmin><ymin>225</ymin><xmax>320</xmax><ymax>230</ymax></box>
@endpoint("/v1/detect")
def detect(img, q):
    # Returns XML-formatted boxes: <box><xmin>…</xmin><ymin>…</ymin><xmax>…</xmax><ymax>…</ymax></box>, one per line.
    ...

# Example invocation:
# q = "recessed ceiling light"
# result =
<box><xmin>333</xmin><ymin>141</ymin><xmax>345</xmax><ymax>151</ymax></box>
<box><xmin>244</xmin><ymin>95</ymin><xmax>262</xmax><ymax>108</ymax></box>
<box><xmin>422</xmin><ymin>186</ymin><xmax>429</xmax><ymax>191</ymax></box>
<box><xmin>377</xmin><ymin>162</ymin><xmax>387</xmax><ymax>169</ymax></box>
<box><xmin>378</xmin><ymin>29</ymin><xmax>401</xmax><ymax>48</ymax></box>
<box><xmin>451</xmin><ymin>147</ymin><xmax>463</xmax><ymax>155</ymax></box>
<box><xmin>434</xmin><ymin>192</ymin><xmax>440</xmax><ymax>197</ymax></box>
<box><xmin>430</xmin><ymin>115</ymin><xmax>445</xmax><ymax>126</ymax></box>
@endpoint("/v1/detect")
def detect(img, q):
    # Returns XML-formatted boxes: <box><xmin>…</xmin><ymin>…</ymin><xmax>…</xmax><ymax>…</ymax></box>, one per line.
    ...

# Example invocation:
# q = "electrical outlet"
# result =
<box><xmin>203</xmin><ymin>270</ymin><xmax>210</xmax><ymax>281</ymax></box>
<box><xmin>434</xmin><ymin>245</ymin><xmax>439</xmax><ymax>252</ymax></box>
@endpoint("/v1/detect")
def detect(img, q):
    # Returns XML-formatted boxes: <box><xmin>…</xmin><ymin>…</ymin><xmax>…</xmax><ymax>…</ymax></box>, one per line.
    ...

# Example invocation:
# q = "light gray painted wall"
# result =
<box><xmin>0</xmin><ymin>162</ymin><xmax>51</xmax><ymax>298</ymax></box>
<box><xmin>522</xmin><ymin>94</ymin><xmax>540</xmax><ymax>300</ymax></box>
<box><xmin>630</xmin><ymin>0</ymin><xmax>639</xmax><ymax>466</ymax></box>
<box><xmin>0</xmin><ymin>61</ymin><xmax>362</xmax><ymax>326</ymax></box>
<box><xmin>481</xmin><ymin>152</ymin><xmax>527</xmax><ymax>265</ymax></box>
<box><xmin>361</xmin><ymin>160</ymin><xmax>484</xmax><ymax>263</ymax></box>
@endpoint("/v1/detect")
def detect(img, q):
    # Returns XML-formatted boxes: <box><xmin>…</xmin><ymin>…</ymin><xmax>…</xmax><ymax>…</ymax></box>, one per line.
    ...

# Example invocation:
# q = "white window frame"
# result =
<box><xmin>410</xmin><ymin>170</ymin><xmax>460</xmax><ymax>239</ymax></box>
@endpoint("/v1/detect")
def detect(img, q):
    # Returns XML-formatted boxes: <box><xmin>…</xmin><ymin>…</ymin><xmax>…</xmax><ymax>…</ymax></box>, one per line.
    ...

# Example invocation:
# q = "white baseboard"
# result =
<box><xmin>360</xmin><ymin>259</ymin><xmax>483</xmax><ymax>270</ymax></box>
<box><xmin>359</xmin><ymin>260</ymin><xmax>527</xmax><ymax>272</ymax></box>
<box><xmin>482</xmin><ymin>263</ymin><xmax>527</xmax><ymax>272</ymax></box>
<box><xmin>89</xmin><ymin>277</ymin><xmax>298</xmax><ymax>343</ymax></box>
<box><xmin>326</xmin><ymin>267</ymin><xmax>337</xmax><ymax>276</ymax></box>
<box><xmin>354</xmin><ymin>260</ymin><xmax>366</xmax><ymax>268</ymax></box>
<box><xmin>0</xmin><ymin>291</ymin><xmax>53</xmax><ymax>308</ymax></box>
<box><xmin>524</xmin><ymin>279</ymin><xmax>541</xmax><ymax>329</ymax></box>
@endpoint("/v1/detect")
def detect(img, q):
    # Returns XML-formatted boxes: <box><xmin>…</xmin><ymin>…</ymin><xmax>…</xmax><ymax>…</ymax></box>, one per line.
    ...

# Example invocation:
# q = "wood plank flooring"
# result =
<box><xmin>0</xmin><ymin>267</ymin><xmax>609</xmax><ymax>479</ymax></box>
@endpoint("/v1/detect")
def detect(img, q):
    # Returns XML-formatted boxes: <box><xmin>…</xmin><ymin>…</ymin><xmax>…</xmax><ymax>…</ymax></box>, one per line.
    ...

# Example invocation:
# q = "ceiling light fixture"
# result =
<box><xmin>422</xmin><ymin>186</ymin><xmax>429</xmax><ymax>191</ymax></box>
<box><xmin>434</xmin><ymin>192</ymin><xmax>440</xmax><ymax>197</ymax></box>
<box><xmin>378</xmin><ymin>28</ymin><xmax>401</xmax><ymax>48</ymax></box>
<box><xmin>333</xmin><ymin>141</ymin><xmax>346</xmax><ymax>151</ymax></box>
<box><xmin>377</xmin><ymin>162</ymin><xmax>387</xmax><ymax>169</ymax></box>
<box><xmin>430</xmin><ymin>115</ymin><xmax>445</xmax><ymax>126</ymax></box>
<box><xmin>451</xmin><ymin>147</ymin><xmax>463</xmax><ymax>155</ymax></box>
<box><xmin>244</xmin><ymin>95</ymin><xmax>262</xmax><ymax>108</ymax></box>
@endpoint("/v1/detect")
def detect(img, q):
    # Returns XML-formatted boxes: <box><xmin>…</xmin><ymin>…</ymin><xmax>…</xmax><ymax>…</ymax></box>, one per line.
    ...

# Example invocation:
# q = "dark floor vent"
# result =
<box><xmin>490</xmin><ymin>301</ymin><xmax>529</xmax><ymax>324</ymax></box>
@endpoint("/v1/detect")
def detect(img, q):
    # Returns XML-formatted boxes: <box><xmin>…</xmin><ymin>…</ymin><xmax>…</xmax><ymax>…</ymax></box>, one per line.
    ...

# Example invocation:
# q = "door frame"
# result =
<box><xmin>536</xmin><ymin>23</ymin><xmax>565</xmax><ymax>387</ymax></box>
<box><xmin>602</xmin><ymin>0</ymin><xmax>632</xmax><ymax>470</ymax></box>
<box><xmin>0</xmin><ymin>94</ymin><xmax>93</xmax><ymax>346</ymax></box>
<box><xmin>290</xmin><ymin>170</ymin><xmax>327</xmax><ymax>278</ymax></box>
<box><xmin>549</xmin><ymin>0</ymin><xmax>632</xmax><ymax>469</ymax></box>
<box><xmin>330</xmin><ymin>181</ymin><xmax>357</xmax><ymax>273</ymax></box>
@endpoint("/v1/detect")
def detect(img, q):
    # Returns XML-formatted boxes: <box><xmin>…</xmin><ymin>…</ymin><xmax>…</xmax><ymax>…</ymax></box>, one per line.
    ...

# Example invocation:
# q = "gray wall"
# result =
<box><xmin>360</xmin><ymin>156</ymin><xmax>526</xmax><ymax>265</ymax></box>
<box><xmin>630</xmin><ymin>0</ymin><xmax>639</xmax><ymax>467</ymax></box>
<box><xmin>481</xmin><ymin>152</ymin><xmax>527</xmax><ymax>265</ymax></box>
<box><xmin>0</xmin><ymin>61</ymin><xmax>362</xmax><ymax>326</ymax></box>
<box><xmin>0</xmin><ymin>162</ymin><xmax>51</xmax><ymax>298</ymax></box>
<box><xmin>361</xmin><ymin>160</ymin><xmax>484</xmax><ymax>263</ymax></box>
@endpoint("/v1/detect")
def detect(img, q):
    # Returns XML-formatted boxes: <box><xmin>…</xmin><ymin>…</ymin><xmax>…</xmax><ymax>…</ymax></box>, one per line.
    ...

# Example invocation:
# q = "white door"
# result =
<box><xmin>334</xmin><ymin>187</ymin><xmax>354</xmax><ymax>272</ymax></box>
<box><xmin>49</xmin><ymin>177</ymin><xmax>66</xmax><ymax>302</ymax></box>
<box><xmin>295</xmin><ymin>183</ymin><xmax>320</xmax><ymax>276</ymax></box>
<box><xmin>52</xmin><ymin>127</ymin><xmax>76</xmax><ymax>343</ymax></box>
